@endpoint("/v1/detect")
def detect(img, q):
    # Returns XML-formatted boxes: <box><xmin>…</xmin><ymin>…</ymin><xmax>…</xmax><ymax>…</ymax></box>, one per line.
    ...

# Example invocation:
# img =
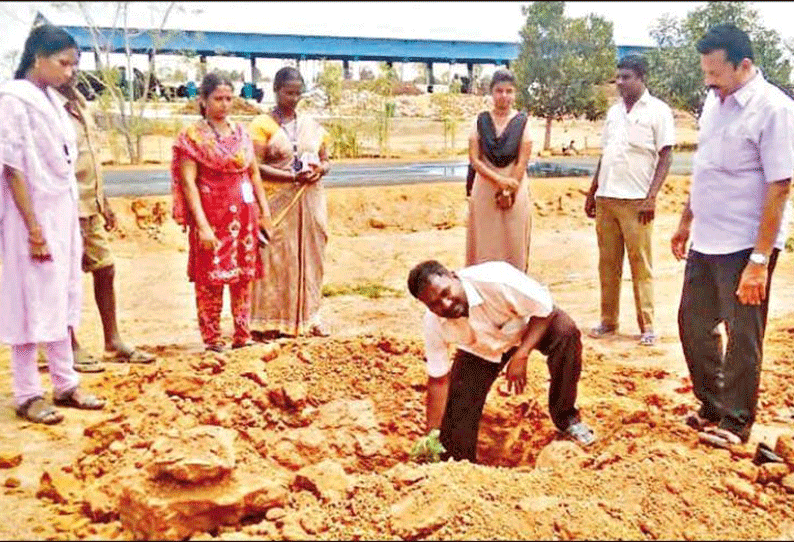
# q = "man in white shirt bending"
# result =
<box><xmin>407</xmin><ymin>260</ymin><xmax>595</xmax><ymax>464</ymax></box>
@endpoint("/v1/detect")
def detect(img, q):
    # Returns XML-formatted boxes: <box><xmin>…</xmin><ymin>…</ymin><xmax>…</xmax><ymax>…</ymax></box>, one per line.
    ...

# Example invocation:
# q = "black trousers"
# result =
<box><xmin>439</xmin><ymin>306</ymin><xmax>582</xmax><ymax>463</ymax></box>
<box><xmin>678</xmin><ymin>248</ymin><xmax>779</xmax><ymax>441</ymax></box>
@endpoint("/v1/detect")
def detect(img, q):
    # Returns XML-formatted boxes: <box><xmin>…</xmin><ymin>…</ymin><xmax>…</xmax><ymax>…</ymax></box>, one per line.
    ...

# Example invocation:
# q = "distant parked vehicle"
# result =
<box><xmin>240</xmin><ymin>83</ymin><xmax>264</xmax><ymax>103</ymax></box>
<box><xmin>75</xmin><ymin>67</ymin><xmax>189</xmax><ymax>102</ymax></box>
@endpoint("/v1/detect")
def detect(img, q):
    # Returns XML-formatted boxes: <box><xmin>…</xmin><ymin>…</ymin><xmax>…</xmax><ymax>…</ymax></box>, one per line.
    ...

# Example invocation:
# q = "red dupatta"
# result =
<box><xmin>170</xmin><ymin>119</ymin><xmax>254</xmax><ymax>226</ymax></box>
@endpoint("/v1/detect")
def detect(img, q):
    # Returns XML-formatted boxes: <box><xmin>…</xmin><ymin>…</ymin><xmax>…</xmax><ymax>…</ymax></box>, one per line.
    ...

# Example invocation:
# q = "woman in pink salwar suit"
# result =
<box><xmin>0</xmin><ymin>25</ymin><xmax>105</xmax><ymax>424</ymax></box>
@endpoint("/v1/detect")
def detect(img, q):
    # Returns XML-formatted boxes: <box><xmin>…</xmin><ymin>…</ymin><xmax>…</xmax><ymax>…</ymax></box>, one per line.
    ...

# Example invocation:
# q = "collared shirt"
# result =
<box><xmin>421</xmin><ymin>261</ymin><xmax>554</xmax><ymax>378</ymax></box>
<box><xmin>690</xmin><ymin>70</ymin><xmax>794</xmax><ymax>254</ymax></box>
<box><xmin>597</xmin><ymin>89</ymin><xmax>676</xmax><ymax>199</ymax></box>
<box><xmin>55</xmin><ymin>89</ymin><xmax>105</xmax><ymax>217</ymax></box>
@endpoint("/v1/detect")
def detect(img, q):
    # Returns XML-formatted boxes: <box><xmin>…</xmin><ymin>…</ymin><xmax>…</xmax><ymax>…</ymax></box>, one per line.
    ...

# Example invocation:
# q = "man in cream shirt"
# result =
<box><xmin>585</xmin><ymin>55</ymin><xmax>675</xmax><ymax>347</ymax></box>
<box><xmin>407</xmin><ymin>260</ymin><xmax>595</xmax><ymax>464</ymax></box>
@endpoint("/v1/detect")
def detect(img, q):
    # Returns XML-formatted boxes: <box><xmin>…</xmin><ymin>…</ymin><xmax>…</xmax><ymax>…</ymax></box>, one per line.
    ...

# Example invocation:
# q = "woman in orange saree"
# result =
<box><xmin>249</xmin><ymin>67</ymin><xmax>331</xmax><ymax>338</ymax></box>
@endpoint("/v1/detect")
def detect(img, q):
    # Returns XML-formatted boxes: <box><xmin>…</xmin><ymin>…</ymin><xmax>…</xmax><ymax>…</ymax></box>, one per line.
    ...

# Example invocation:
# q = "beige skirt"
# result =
<box><xmin>465</xmin><ymin>162</ymin><xmax>532</xmax><ymax>272</ymax></box>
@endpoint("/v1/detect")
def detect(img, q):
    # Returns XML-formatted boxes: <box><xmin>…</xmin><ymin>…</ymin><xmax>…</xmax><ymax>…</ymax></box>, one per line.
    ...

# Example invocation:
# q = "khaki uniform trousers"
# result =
<box><xmin>595</xmin><ymin>197</ymin><xmax>653</xmax><ymax>333</ymax></box>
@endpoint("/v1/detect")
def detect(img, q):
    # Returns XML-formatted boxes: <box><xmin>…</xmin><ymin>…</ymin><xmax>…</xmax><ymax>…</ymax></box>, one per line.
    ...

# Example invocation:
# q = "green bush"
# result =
<box><xmin>323</xmin><ymin>120</ymin><xmax>361</xmax><ymax>159</ymax></box>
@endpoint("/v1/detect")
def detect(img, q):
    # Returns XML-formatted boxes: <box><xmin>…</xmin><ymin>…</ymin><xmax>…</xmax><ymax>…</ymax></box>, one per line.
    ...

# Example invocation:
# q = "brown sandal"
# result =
<box><xmin>53</xmin><ymin>387</ymin><xmax>106</xmax><ymax>410</ymax></box>
<box><xmin>16</xmin><ymin>396</ymin><xmax>64</xmax><ymax>425</ymax></box>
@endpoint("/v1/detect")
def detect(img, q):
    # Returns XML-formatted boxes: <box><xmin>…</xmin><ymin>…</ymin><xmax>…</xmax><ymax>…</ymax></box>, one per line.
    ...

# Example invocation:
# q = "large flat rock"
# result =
<box><xmin>119</xmin><ymin>469</ymin><xmax>289</xmax><ymax>540</ymax></box>
<box><xmin>145</xmin><ymin>426</ymin><xmax>237</xmax><ymax>483</ymax></box>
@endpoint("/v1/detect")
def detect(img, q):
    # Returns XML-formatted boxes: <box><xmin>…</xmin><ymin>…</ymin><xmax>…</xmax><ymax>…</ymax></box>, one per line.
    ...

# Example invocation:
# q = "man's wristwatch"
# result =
<box><xmin>749</xmin><ymin>252</ymin><xmax>768</xmax><ymax>265</ymax></box>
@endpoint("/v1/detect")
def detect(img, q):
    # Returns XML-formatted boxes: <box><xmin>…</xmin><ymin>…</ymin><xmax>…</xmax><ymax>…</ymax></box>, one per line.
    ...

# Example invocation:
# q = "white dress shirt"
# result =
<box><xmin>422</xmin><ymin>261</ymin><xmax>554</xmax><ymax>378</ymax></box>
<box><xmin>597</xmin><ymin>89</ymin><xmax>676</xmax><ymax>200</ymax></box>
<box><xmin>690</xmin><ymin>70</ymin><xmax>794</xmax><ymax>254</ymax></box>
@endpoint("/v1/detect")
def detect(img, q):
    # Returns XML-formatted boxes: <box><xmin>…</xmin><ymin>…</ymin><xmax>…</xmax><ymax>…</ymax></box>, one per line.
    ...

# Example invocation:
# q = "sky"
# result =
<box><xmin>1</xmin><ymin>1</ymin><xmax>793</xmax><ymax>83</ymax></box>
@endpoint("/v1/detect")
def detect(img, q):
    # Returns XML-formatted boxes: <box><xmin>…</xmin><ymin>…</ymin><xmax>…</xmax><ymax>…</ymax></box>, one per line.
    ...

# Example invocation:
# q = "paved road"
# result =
<box><xmin>104</xmin><ymin>153</ymin><xmax>695</xmax><ymax>197</ymax></box>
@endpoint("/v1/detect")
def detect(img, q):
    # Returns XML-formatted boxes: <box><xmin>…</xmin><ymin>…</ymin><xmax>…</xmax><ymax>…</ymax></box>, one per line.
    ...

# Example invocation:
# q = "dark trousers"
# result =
<box><xmin>678</xmin><ymin>248</ymin><xmax>779</xmax><ymax>441</ymax></box>
<box><xmin>439</xmin><ymin>306</ymin><xmax>582</xmax><ymax>463</ymax></box>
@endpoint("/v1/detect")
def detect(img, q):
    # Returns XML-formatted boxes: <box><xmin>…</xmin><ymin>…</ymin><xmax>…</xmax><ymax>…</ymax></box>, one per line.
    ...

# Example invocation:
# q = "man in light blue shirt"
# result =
<box><xmin>671</xmin><ymin>24</ymin><xmax>793</xmax><ymax>447</ymax></box>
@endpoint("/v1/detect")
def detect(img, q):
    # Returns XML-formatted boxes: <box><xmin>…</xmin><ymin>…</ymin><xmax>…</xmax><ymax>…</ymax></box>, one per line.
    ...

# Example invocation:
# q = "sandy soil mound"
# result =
<box><xmin>12</xmin><ymin>330</ymin><xmax>794</xmax><ymax>540</ymax></box>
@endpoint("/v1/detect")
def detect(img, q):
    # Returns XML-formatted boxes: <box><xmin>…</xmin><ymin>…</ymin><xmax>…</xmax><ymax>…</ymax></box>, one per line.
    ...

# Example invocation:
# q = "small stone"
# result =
<box><xmin>299</xmin><ymin>512</ymin><xmax>327</xmax><ymax>534</ymax></box>
<box><xmin>517</xmin><ymin>496</ymin><xmax>559</xmax><ymax>512</ymax></box>
<box><xmin>36</xmin><ymin>470</ymin><xmax>82</xmax><ymax>504</ymax></box>
<box><xmin>535</xmin><ymin>441</ymin><xmax>585</xmax><ymax>470</ymax></box>
<box><xmin>260</xmin><ymin>343</ymin><xmax>281</xmax><ymax>362</ymax></box>
<box><xmin>265</xmin><ymin>507</ymin><xmax>286</xmax><ymax>521</ymax></box>
<box><xmin>385</xmin><ymin>463</ymin><xmax>427</xmax><ymax>488</ymax></box>
<box><xmin>355</xmin><ymin>432</ymin><xmax>385</xmax><ymax>458</ymax></box>
<box><xmin>292</xmin><ymin>460</ymin><xmax>352</xmax><ymax>502</ymax></box>
<box><xmin>0</xmin><ymin>451</ymin><xmax>23</xmax><ymax>469</ymax></box>
<box><xmin>297</xmin><ymin>350</ymin><xmax>313</xmax><ymax>364</ymax></box>
<box><xmin>664</xmin><ymin>480</ymin><xmax>683</xmax><ymax>494</ymax></box>
<box><xmin>4</xmin><ymin>476</ymin><xmax>21</xmax><ymax>488</ymax></box>
<box><xmin>389</xmin><ymin>493</ymin><xmax>450</xmax><ymax>539</ymax></box>
<box><xmin>81</xmin><ymin>486</ymin><xmax>118</xmax><ymax>522</ymax></box>
<box><xmin>639</xmin><ymin>518</ymin><xmax>659</xmax><ymax>539</ymax></box>
<box><xmin>241</xmin><ymin>369</ymin><xmax>268</xmax><ymax>387</ymax></box>
<box><xmin>781</xmin><ymin>473</ymin><xmax>794</xmax><ymax>493</ymax></box>
<box><xmin>246</xmin><ymin>520</ymin><xmax>277</xmax><ymax>537</ymax></box>
<box><xmin>774</xmin><ymin>434</ymin><xmax>794</xmax><ymax>467</ymax></box>
<box><xmin>368</xmin><ymin>217</ymin><xmax>387</xmax><ymax>229</ymax></box>
<box><xmin>53</xmin><ymin>516</ymin><xmax>78</xmax><ymax>533</ymax></box>
<box><xmin>162</xmin><ymin>374</ymin><xmax>208</xmax><ymax>399</ymax></box>
<box><xmin>282</xmin><ymin>383</ymin><xmax>307</xmax><ymax>409</ymax></box>
<box><xmin>757</xmin><ymin>462</ymin><xmax>790</xmax><ymax>484</ymax></box>
<box><xmin>724</xmin><ymin>476</ymin><xmax>756</xmax><ymax>503</ymax></box>
<box><xmin>108</xmin><ymin>441</ymin><xmax>125</xmax><ymax>453</ymax></box>
<box><xmin>280</xmin><ymin>517</ymin><xmax>309</xmax><ymax>541</ymax></box>
<box><xmin>734</xmin><ymin>460</ymin><xmax>759</xmax><ymax>482</ymax></box>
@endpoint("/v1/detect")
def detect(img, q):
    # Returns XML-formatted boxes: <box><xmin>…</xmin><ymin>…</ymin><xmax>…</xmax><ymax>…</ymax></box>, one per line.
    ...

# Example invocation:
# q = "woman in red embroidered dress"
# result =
<box><xmin>171</xmin><ymin>72</ymin><xmax>273</xmax><ymax>351</ymax></box>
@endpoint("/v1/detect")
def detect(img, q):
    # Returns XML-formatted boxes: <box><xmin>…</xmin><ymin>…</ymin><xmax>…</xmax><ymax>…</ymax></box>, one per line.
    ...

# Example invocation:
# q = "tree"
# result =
<box><xmin>413</xmin><ymin>62</ymin><xmax>428</xmax><ymax>85</ymax></box>
<box><xmin>316</xmin><ymin>60</ymin><xmax>343</xmax><ymax>107</ymax></box>
<box><xmin>646</xmin><ymin>1</ymin><xmax>792</xmax><ymax>116</ymax></box>
<box><xmin>45</xmin><ymin>2</ymin><xmax>195</xmax><ymax>163</ymax></box>
<box><xmin>514</xmin><ymin>1</ymin><xmax>615</xmax><ymax>151</ymax></box>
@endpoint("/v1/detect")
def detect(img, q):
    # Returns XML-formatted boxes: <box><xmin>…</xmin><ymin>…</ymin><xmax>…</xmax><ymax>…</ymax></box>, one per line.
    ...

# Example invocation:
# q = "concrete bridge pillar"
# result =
<box><xmin>426</xmin><ymin>61</ymin><xmax>434</xmax><ymax>93</ymax></box>
<box><xmin>199</xmin><ymin>55</ymin><xmax>207</xmax><ymax>77</ymax></box>
<box><xmin>343</xmin><ymin>59</ymin><xmax>351</xmax><ymax>80</ymax></box>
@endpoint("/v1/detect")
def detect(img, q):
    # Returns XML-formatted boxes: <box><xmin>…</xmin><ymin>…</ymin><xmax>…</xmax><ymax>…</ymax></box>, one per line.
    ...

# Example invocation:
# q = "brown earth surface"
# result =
<box><xmin>1</xmin><ymin>175</ymin><xmax>794</xmax><ymax>540</ymax></box>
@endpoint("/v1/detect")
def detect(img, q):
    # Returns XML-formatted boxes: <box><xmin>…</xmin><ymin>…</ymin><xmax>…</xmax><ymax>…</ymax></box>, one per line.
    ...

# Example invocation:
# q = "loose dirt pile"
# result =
<box><xmin>10</xmin><ymin>330</ymin><xmax>794</xmax><ymax>540</ymax></box>
<box><xmin>1</xmin><ymin>176</ymin><xmax>793</xmax><ymax>540</ymax></box>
